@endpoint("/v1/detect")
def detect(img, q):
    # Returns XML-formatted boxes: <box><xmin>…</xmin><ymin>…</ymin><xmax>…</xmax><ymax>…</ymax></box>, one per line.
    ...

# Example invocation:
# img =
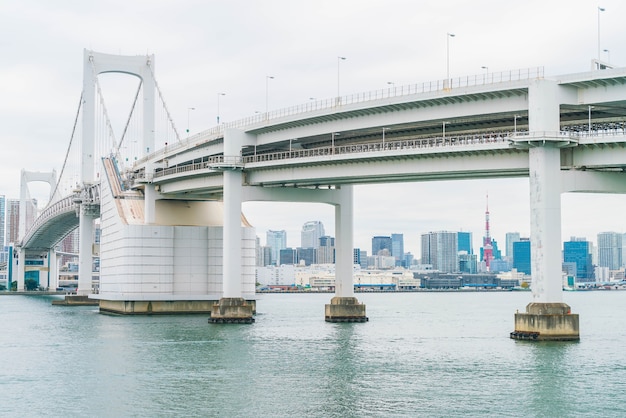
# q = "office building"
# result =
<box><xmin>505</xmin><ymin>232</ymin><xmax>521</xmax><ymax>258</ymax></box>
<box><xmin>372</xmin><ymin>236</ymin><xmax>392</xmax><ymax>256</ymax></box>
<box><xmin>266</xmin><ymin>230</ymin><xmax>287</xmax><ymax>266</ymax></box>
<box><xmin>421</xmin><ymin>231</ymin><xmax>458</xmax><ymax>273</ymax></box>
<box><xmin>563</xmin><ymin>238</ymin><xmax>594</xmax><ymax>281</ymax></box>
<box><xmin>391</xmin><ymin>233</ymin><xmax>404</xmax><ymax>266</ymax></box>
<box><xmin>301</xmin><ymin>221</ymin><xmax>325</xmax><ymax>249</ymax></box>
<box><xmin>317</xmin><ymin>236</ymin><xmax>335</xmax><ymax>264</ymax></box>
<box><xmin>457</xmin><ymin>231</ymin><xmax>473</xmax><ymax>255</ymax></box>
<box><xmin>512</xmin><ymin>239</ymin><xmax>531</xmax><ymax>275</ymax></box>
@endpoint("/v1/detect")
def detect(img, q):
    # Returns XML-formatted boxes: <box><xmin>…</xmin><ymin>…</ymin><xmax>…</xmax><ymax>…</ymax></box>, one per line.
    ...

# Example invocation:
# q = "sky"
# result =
<box><xmin>2</xmin><ymin>0</ymin><xmax>626</xmax><ymax>256</ymax></box>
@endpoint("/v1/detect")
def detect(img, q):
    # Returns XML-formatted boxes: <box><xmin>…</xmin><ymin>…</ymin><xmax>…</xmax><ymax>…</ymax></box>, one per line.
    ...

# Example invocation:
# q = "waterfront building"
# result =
<box><xmin>266</xmin><ymin>230</ymin><xmax>287</xmax><ymax>266</ymax></box>
<box><xmin>372</xmin><ymin>236</ymin><xmax>392</xmax><ymax>256</ymax></box>
<box><xmin>563</xmin><ymin>238</ymin><xmax>594</xmax><ymax>282</ymax></box>
<box><xmin>421</xmin><ymin>231</ymin><xmax>458</xmax><ymax>273</ymax></box>
<box><xmin>597</xmin><ymin>232</ymin><xmax>622</xmax><ymax>271</ymax></box>
<box><xmin>512</xmin><ymin>239</ymin><xmax>531</xmax><ymax>275</ymax></box>
<box><xmin>301</xmin><ymin>221</ymin><xmax>325</xmax><ymax>249</ymax></box>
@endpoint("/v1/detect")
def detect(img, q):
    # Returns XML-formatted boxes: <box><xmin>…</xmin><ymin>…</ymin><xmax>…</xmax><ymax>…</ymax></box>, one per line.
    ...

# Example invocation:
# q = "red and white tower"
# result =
<box><xmin>483</xmin><ymin>194</ymin><xmax>493</xmax><ymax>270</ymax></box>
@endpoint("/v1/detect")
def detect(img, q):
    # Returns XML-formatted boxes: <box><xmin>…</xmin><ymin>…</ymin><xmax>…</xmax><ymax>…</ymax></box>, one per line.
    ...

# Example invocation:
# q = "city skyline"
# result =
<box><xmin>2</xmin><ymin>1</ymin><xmax>626</xmax><ymax>257</ymax></box>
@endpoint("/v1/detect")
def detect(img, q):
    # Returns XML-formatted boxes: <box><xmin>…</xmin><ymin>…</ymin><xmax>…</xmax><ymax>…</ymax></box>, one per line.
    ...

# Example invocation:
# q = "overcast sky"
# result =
<box><xmin>2</xmin><ymin>0</ymin><xmax>626</xmax><ymax>256</ymax></box>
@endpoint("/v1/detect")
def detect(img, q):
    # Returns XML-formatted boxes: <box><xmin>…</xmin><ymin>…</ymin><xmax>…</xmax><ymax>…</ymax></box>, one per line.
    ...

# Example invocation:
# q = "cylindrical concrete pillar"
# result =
<box><xmin>77</xmin><ymin>212</ymin><xmax>94</xmax><ymax>295</ymax></box>
<box><xmin>528</xmin><ymin>145</ymin><xmax>563</xmax><ymax>303</ymax></box>
<box><xmin>334</xmin><ymin>185</ymin><xmax>354</xmax><ymax>298</ymax></box>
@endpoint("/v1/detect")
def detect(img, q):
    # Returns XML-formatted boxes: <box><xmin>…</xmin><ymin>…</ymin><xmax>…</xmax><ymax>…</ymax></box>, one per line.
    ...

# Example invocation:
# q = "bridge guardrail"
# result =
<box><xmin>136</xmin><ymin>67</ymin><xmax>544</xmax><ymax>166</ymax></box>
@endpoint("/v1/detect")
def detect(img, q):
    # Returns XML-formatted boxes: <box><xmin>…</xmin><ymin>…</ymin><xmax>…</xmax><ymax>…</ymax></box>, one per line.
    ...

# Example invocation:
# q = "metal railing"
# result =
<box><xmin>136</xmin><ymin>67</ymin><xmax>544</xmax><ymax>166</ymax></box>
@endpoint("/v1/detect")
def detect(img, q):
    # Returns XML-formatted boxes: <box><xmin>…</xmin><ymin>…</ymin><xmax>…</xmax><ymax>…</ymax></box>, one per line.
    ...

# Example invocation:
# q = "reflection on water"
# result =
<box><xmin>1</xmin><ymin>292</ymin><xmax>625</xmax><ymax>417</ymax></box>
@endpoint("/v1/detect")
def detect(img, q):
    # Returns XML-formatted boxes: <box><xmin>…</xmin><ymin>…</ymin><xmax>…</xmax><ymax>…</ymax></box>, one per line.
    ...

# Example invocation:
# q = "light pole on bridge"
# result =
<box><xmin>217</xmin><ymin>93</ymin><xmax>225</xmax><ymax>124</ymax></box>
<box><xmin>588</xmin><ymin>106</ymin><xmax>594</xmax><ymax>135</ymax></box>
<box><xmin>337</xmin><ymin>56</ymin><xmax>346</xmax><ymax>100</ymax></box>
<box><xmin>514</xmin><ymin>115</ymin><xmax>520</xmax><ymax>135</ymax></box>
<box><xmin>266</xmin><ymin>75</ymin><xmax>274</xmax><ymax>116</ymax></box>
<box><xmin>597</xmin><ymin>6</ymin><xmax>605</xmax><ymax>61</ymax></box>
<box><xmin>603</xmin><ymin>49</ymin><xmax>610</xmax><ymax>63</ymax></box>
<box><xmin>446</xmin><ymin>33</ymin><xmax>455</xmax><ymax>89</ymax></box>
<box><xmin>187</xmin><ymin>107</ymin><xmax>195</xmax><ymax>136</ymax></box>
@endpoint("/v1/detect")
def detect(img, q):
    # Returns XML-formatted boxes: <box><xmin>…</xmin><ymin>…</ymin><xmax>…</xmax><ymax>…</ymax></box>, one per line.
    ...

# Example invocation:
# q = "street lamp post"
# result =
<box><xmin>514</xmin><ymin>115</ymin><xmax>520</xmax><ymax>135</ymax></box>
<box><xmin>337</xmin><ymin>56</ymin><xmax>346</xmax><ymax>99</ymax></box>
<box><xmin>217</xmin><ymin>93</ymin><xmax>225</xmax><ymax>124</ymax></box>
<box><xmin>446</xmin><ymin>33</ymin><xmax>455</xmax><ymax>89</ymax></box>
<box><xmin>382</xmin><ymin>127</ymin><xmax>387</xmax><ymax>148</ymax></box>
<box><xmin>603</xmin><ymin>49</ymin><xmax>610</xmax><ymax>63</ymax></box>
<box><xmin>598</xmin><ymin>6</ymin><xmax>605</xmax><ymax>61</ymax></box>
<box><xmin>481</xmin><ymin>66</ymin><xmax>488</xmax><ymax>83</ymax></box>
<box><xmin>265</xmin><ymin>76</ymin><xmax>274</xmax><ymax>115</ymax></box>
<box><xmin>588</xmin><ymin>106</ymin><xmax>594</xmax><ymax>135</ymax></box>
<box><xmin>187</xmin><ymin>107</ymin><xmax>195</xmax><ymax>135</ymax></box>
<box><xmin>387</xmin><ymin>81</ymin><xmax>395</xmax><ymax>96</ymax></box>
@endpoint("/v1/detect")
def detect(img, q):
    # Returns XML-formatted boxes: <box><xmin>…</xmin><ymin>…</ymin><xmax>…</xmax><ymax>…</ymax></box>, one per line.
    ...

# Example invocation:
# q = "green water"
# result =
<box><xmin>1</xmin><ymin>291</ymin><xmax>624</xmax><ymax>417</ymax></box>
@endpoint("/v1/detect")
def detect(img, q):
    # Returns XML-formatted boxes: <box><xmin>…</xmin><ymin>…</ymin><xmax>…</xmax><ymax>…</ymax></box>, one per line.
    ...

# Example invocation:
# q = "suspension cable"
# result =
<box><xmin>90</xmin><ymin>54</ymin><xmax>118</xmax><ymax>152</ymax></box>
<box><xmin>118</xmin><ymin>79</ymin><xmax>143</xmax><ymax>154</ymax></box>
<box><xmin>147</xmin><ymin>56</ymin><xmax>182</xmax><ymax>143</ymax></box>
<box><xmin>48</xmin><ymin>92</ymin><xmax>83</xmax><ymax>208</ymax></box>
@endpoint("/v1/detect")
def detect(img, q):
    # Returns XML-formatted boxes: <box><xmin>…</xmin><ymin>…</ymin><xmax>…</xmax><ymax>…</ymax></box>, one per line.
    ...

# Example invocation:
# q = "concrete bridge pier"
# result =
<box><xmin>511</xmin><ymin>79</ymin><xmax>579</xmax><ymax>341</ymax></box>
<box><xmin>208</xmin><ymin>129</ymin><xmax>254</xmax><ymax>324</ymax></box>
<box><xmin>16</xmin><ymin>248</ymin><xmax>25</xmax><ymax>291</ymax></box>
<box><xmin>325</xmin><ymin>185</ymin><xmax>368</xmax><ymax>323</ymax></box>
<box><xmin>77</xmin><ymin>211</ymin><xmax>95</xmax><ymax>296</ymax></box>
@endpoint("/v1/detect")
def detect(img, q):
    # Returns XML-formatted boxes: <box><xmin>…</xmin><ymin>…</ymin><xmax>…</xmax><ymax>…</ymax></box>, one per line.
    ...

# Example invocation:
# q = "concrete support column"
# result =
<box><xmin>325</xmin><ymin>185</ymin><xmax>367</xmax><ymax>323</ymax></box>
<box><xmin>48</xmin><ymin>249</ymin><xmax>59</xmax><ymax>291</ymax></box>
<box><xmin>529</xmin><ymin>145</ymin><xmax>563</xmax><ymax>303</ymax></box>
<box><xmin>334</xmin><ymin>185</ymin><xmax>354</xmax><ymax>298</ymax></box>
<box><xmin>17</xmin><ymin>248</ymin><xmax>25</xmax><ymax>291</ymax></box>
<box><xmin>512</xmin><ymin>78</ymin><xmax>579</xmax><ymax>341</ymax></box>
<box><xmin>209</xmin><ymin>128</ymin><xmax>254</xmax><ymax>324</ymax></box>
<box><xmin>77</xmin><ymin>211</ymin><xmax>94</xmax><ymax>295</ymax></box>
<box><xmin>222</xmin><ymin>168</ymin><xmax>242</xmax><ymax>298</ymax></box>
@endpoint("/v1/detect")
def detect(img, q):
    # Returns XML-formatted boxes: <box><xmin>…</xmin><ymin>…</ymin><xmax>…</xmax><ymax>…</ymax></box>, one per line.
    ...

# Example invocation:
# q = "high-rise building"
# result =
<box><xmin>266</xmin><ymin>230</ymin><xmax>287</xmax><ymax>266</ymax></box>
<box><xmin>6</xmin><ymin>199</ymin><xmax>20</xmax><ymax>245</ymax></box>
<box><xmin>457</xmin><ymin>231</ymin><xmax>473</xmax><ymax>255</ymax></box>
<box><xmin>391</xmin><ymin>233</ymin><xmax>404</xmax><ymax>266</ymax></box>
<box><xmin>353</xmin><ymin>248</ymin><xmax>361</xmax><ymax>266</ymax></box>
<box><xmin>372</xmin><ymin>236</ymin><xmax>392</xmax><ymax>256</ymax></box>
<box><xmin>297</xmin><ymin>247</ymin><xmax>317</xmax><ymax>266</ymax></box>
<box><xmin>0</xmin><ymin>195</ymin><xmax>5</xmax><ymax>248</ymax></box>
<box><xmin>563</xmin><ymin>238</ymin><xmax>594</xmax><ymax>282</ymax></box>
<box><xmin>317</xmin><ymin>236</ymin><xmax>335</xmax><ymax>264</ymax></box>
<box><xmin>513</xmin><ymin>239</ymin><xmax>531</xmax><ymax>275</ymax></box>
<box><xmin>597</xmin><ymin>232</ymin><xmax>622</xmax><ymax>270</ymax></box>
<box><xmin>421</xmin><ymin>231</ymin><xmax>458</xmax><ymax>273</ymax></box>
<box><xmin>279</xmin><ymin>248</ymin><xmax>297</xmax><ymax>265</ymax></box>
<box><xmin>505</xmin><ymin>232</ymin><xmax>521</xmax><ymax>258</ymax></box>
<box><xmin>301</xmin><ymin>221</ymin><xmax>325</xmax><ymax>248</ymax></box>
